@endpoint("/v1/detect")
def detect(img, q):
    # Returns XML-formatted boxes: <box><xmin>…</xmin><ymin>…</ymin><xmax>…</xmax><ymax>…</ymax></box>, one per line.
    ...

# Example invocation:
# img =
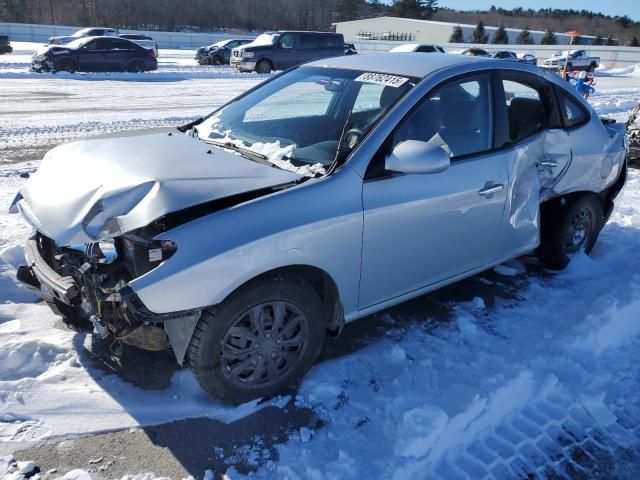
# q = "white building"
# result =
<box><xmin>334</xmin><ymin>16</ymin><xmax>603</xmax><ymax>45</ymax></box>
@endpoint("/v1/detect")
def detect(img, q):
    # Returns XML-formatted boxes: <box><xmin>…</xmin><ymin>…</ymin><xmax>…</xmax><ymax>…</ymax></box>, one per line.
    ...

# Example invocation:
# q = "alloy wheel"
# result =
<box><xmin>220</xmin><ymin>301</ymin><xmax>309</xmax><ymax>389</ymax></box>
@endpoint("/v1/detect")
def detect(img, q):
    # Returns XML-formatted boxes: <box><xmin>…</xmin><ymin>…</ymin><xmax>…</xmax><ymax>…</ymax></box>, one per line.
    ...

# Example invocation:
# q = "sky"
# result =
<box><xmin>435</xmin><ymin>1</ymin><xmax>640</xmax><ymax>21</ymax></box>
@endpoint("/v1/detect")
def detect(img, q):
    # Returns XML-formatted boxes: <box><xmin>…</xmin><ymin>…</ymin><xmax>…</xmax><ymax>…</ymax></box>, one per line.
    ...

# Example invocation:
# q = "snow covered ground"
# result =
<box><xmin>1</xmin><ymin>43</ymin><xmax>640</xmax><ymax>479</ymax></box>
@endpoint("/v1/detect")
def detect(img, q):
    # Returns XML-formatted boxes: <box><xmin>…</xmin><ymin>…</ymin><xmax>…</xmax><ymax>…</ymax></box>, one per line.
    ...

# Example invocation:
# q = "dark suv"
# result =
<box><xmin>0</xmin><ymin>35</ymin><xmax>12</xmax><ymax>54</ymax></box>
<box><xmin>230</xmin><ymin>31</ymin><xmax>344</xmax><ymax>73</ymax></box>
<box><xmin>32</xmin><ymin>37</ymin><xmax>158</xmax><ymax>73</ymax></box>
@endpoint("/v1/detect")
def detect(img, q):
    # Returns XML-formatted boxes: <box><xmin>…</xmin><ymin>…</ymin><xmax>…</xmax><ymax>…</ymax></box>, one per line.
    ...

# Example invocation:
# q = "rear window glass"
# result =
<box><xmin>559</xmin><ymin>92</ymin><xmax>588</xmax><ymax>128</ymax></box>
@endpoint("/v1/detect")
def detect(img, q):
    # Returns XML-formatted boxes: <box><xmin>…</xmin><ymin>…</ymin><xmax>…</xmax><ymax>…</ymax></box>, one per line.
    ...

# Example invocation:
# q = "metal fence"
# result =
<box><xmin>352</xmin><ymin>40</ymin><xmax>640</xmax><ymax>69</ymax></box>
<box><xmin>0</xmin><ymin>22</ymin><xmax>255</xmax><ymax>49</ymax></box>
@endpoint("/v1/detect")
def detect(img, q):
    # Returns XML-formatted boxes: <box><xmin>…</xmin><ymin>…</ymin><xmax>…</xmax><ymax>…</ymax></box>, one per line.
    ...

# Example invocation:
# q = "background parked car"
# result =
<box><xmin>32</xmin><ymin>36</ymin><xmax>157</xmax><ymax>73</ymax></box>
<box><xmin>390</xmin><ymin>43</ymin><xmax>445</xmax><ymax>53</ymax></box>
<box><xmin>0</xmin><ymin>35</ymin><xmax>12</xmax><ymax>54</ymax></box>
<box><xmin>542</xmin><ymin>49</ymin><xmax>600</xmax><ymax>72</ymax></box>
<box><xmin>461</xmin><ymin>48</ymin><xmax>491</xmax><ymax>57</ymax></box>
<box><xmin>119</xmin><ymin>34</ymin><xmax>158</xmax><ymax>57</ymax></box>
<box><xmin>230</xmin><ymin>31</ymin><xmax>344</xmax><ymax>73</ymax></box>
<box><xmin>492</xmin><ymin>50</ymin><xmax>519</xmax><ymax>61</ymax></box>
<box><xmin>48</xmin><ymin>27</ymin><xmax>119</xmax><ymax>45</ymax></box>
<box><xmin>344</xmin><ymin>42</ymin><xmax>358</xmax><ymax>55</ymax></box>
<box><xmin>518</xmin><ymin>53</ymin><xmax>538</xmax><ymax>66</ymax></box>
<box><xmin>195</xmin><ymin>38</ymin><xmax>252</xmax><ymax>65</ymax></box>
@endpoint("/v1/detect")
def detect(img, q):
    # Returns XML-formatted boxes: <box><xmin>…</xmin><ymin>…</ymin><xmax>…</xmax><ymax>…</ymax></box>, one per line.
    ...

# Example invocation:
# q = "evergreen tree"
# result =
<box><xmin>516</xmin><ymin>27</ymin><xmax>535</xmax><ymax>45</ymax></box>
<box><xmin>472</xmin><ymin>21</ymin><xmax>489</xmax><ymax>44</ymax></box>
<box><xmin>606</xmin><ymin>34</ymin><xmax>615</xmax><ymax>45</ymax></box>
<box><xmin>631</xmin><ymin>37</ymin><xmax>640</xmax><ymax>47</ymax></box>
<box><xmin>423</xmin><ymin>0</ymin><xmax>438</xmax><ymax>19</ymax></box>
<box><xmin>367</xmin><ymin>0</ymin><xmax>384</xmax><ymax>15</ymax></box>
<box><xmin>449</xmin><ymin>25</ymin><xmax>464</xmax><ymax>43</ymax></box>
<box><xmin>541</xmin><ymin>28</ymin><xmax>558</xmax><ymax>45</ymax></box>
<box><xmin>492</xmin><ymin>23</ymin><xmax>508</xmax><ymax>44</ymax></box>
<box><xmin>336</xmin><ymin>0</ymin><xmax>361</xmax><ymax>21</ymax></box>
<box><xmin>392</xmin><ymin>0</ymin><xmax>425</xmax><ymax>19</ymax></box>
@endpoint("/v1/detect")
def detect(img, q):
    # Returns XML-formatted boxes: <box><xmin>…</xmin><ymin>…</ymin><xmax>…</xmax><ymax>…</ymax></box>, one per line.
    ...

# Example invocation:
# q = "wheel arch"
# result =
<box><xmin>232</xmin><ymin>264</ymin><xmax>344</xmax><ymax>335</ymax></box>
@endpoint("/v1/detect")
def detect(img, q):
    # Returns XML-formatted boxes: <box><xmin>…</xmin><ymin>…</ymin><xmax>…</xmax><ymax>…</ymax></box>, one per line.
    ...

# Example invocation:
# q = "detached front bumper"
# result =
<box><xmin>21</xmin><ymin>236</ymin><xmax>78</xmax><ymax>305</ymax></box>
<box><xmin>31</xmin><ymin>59</ymin><xmax>53</xmax><ymax>72</ymax></box>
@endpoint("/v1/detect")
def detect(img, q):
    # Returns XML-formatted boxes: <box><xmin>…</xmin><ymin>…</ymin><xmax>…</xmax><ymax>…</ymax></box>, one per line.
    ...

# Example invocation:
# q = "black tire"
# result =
<box><xmin>127</xmin><ymin>60</ymin><xmax>145</xmax><ymax>73</ymax></box>
<box><xmin>565</xmin><ymin>62</ymin><xmax>572</xmax><ymax>72</ymax></box>
<box><xmin>588</xmin><ymin>62</ymin><xmax>596</xmax><ymax>72</ymax></box>
<box><xmin>212</xmin><ymin>56</ymin><xmax>224</xmax><ymax>66</ymax></box>
<box><xmin>188</xmin><ymin>274</ymin><xmax>327</xmax><ymax>403</ymax></box>
<box><xmin>55</xmin><ymin>59</ymin><xmax>76</xmax><ymax>73</ymax></box>
<box><xmin>536</xmin><ymin>194</ymin><xmax>604</xmax><ymax>270</ymax></box>
<box><xmin>255</xmin><ymin>60</ymin><xmax>272</xmax><ymax>74</ymax></box>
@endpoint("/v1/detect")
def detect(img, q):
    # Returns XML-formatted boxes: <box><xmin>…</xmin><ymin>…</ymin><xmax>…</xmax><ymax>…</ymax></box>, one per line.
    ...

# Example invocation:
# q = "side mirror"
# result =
<box><xmin>385</xmin><ymin>140</ymin><xmax>450</xmax><ymax>174</ymax></box>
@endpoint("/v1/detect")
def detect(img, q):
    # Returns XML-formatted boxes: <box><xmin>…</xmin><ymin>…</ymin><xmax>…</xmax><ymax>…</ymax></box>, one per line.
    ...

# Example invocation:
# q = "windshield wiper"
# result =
<box><xmin>203</xmin><ymin>139</ymin><xmax>274</xmax><ymax>167</ymax></box>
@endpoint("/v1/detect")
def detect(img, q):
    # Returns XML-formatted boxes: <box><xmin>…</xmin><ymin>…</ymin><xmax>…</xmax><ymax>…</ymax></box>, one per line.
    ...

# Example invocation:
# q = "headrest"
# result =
<box><xmin>379</xmin><ymin>86</ymin><xmax>399</xmax><ymax>110</ymax></box>
<box><xmin>509</xmin><ymin>97</ymin><xmax>544</xmax><ymax>120</ymax></box>
<box><xmin>443</xmin><ymin>99</ymin><xmax>479</xmax><ymax>132</ymax></box>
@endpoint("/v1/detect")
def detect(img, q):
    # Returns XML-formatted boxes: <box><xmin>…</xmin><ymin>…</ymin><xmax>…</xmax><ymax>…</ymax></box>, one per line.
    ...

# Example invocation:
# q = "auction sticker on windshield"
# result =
<box><xmin>355</xmin><ymin>72</ymin><xmax>408</xmax><ymax>88</ymax></box>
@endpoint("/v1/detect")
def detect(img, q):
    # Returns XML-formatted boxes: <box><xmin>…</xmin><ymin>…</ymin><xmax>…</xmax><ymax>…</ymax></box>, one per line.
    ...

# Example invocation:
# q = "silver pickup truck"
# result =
<box><xmin>542</xmin><ymin>49</ymin><xmax>600</xmax><ymax>72</ymax></box>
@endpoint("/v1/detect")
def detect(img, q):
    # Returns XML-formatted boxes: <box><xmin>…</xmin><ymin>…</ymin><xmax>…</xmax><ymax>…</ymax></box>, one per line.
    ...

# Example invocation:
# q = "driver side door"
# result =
<box><xmin>276</xmin><ymin>33</ymin><xmax>299</xmax><ymax>69</ymax></box>
<box><xmin>359</xmin><ymin>74</ymin><xmax>510</xmax><ymax>310</ymax></box>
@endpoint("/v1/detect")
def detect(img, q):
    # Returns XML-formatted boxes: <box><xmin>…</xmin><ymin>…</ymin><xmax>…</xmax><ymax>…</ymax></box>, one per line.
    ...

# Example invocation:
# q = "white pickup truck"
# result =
<box><xmin>542</xmin><ymin>49</ymin><xmax>600</xmax><ymax>72</ymax></box>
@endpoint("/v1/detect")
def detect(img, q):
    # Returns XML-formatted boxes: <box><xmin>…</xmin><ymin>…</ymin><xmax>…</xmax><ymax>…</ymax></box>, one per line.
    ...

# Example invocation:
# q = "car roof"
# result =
<box><xmin>307</xmin><ymin>52</ymin><xmax>493</xmax><ymax>78</ymax></box>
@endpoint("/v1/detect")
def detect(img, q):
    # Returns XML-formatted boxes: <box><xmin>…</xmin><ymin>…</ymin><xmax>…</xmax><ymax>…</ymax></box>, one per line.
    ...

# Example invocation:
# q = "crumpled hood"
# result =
<box><xmin>14</xmin><ymin>131</ymin><xmax>301</xmax><ymax>245</ymax></box>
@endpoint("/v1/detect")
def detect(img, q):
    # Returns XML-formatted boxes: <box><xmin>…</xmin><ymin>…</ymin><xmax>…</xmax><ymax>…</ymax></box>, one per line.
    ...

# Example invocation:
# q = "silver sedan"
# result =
<box><xmin>13</xmin><ymin>53</ymin><xmax>628</xmax><ymax>402</ymax></box>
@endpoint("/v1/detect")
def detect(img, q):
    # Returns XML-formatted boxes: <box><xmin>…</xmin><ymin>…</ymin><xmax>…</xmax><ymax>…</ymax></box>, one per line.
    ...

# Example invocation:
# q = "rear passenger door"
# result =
<box><xmin>103</xmin><ymin>38</ymin><xmax>137</xmax><ymax>69</ymax></box>
<box><xmin>495</xmin><ymin>72</ymin><xmax>570</xmax><ymax>254</ymax></box>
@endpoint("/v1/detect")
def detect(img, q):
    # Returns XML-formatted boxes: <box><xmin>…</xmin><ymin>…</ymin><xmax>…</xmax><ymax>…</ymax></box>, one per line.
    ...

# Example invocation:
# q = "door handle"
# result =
<box><xmin>539</xmin><ymin>160</ymin><xmax>558</xmax><ymax>168</ymax></box>
<box><xmin>478</xmin><ymin>184</ymin><xmax>504</xmax><ymax>196</ymax></box>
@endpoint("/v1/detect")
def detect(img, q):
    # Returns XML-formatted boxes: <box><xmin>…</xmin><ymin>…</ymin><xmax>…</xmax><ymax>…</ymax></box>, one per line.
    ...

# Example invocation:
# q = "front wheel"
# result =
<box><xmin>536</xmin><ymin>194</ymin><xmax>604</xmax><ymax>270</ymax></box>
<box><xmin>255</xmin><ymin>60</ymin><xmax>272</xmax><ymax>74</ymax></box>
<box><xmin>188</xmin><ymin>274</ymin><xmax>327</xmax><ymax>403</ymax></box>
<box><xmin>588</xmin><ymin>62</ymin><xmax>596</xmax><ymax>72</ymax></box>
<box><xmin>55</xmin><ymin>59</ymin><xmax>76</xmax><ymax>73</ymax></box>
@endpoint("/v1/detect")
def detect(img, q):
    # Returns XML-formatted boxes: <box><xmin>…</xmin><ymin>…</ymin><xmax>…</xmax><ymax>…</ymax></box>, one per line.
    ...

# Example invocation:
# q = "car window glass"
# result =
<box><xmin>416</xmin><ymin>45</ymin><xmax>435</xmax><ymax>52</ymax></box>
<box><xmin>280</xmin><ymin>33</ymin><xmax>295</xmax><ymax>49</ymax></box>
<box><xmin>89</xmin><ymin>29</ymin><xmax>104</xmax><ymax>36</ymax></box>
<box><xmin>244</xmin><ymin>76</ymin><xmax>336</xmax><ymax>121</ymax></box>
<box><xmin>82</xmin><ymin>40</ymin><xmax>98</xmax><ymax>50</ymax></box>
<box><xmin>393</xmin><ymin>75</ymin><xmax>492</xmax><ymax>158</ymax></box>
<box><xmin>352</xmin><ymin>83</ymin><xmax>386</xmax><ymax>112</ymax></box>
<box><xmin>300</xmin><ymin>35</ymin><xmax>319</xmax><ymax>48</ymax></box>
<box><xmin>502</xmin><ymin>79</ymin><xmax>545</xmax><ymax>143</ymax></box>
<box><xmin>227</xmin><ymin>41</ymin><xmax>238</xmax><ymax>48</ymax></box>
<box><xmin>559</xmin><ymin>92</ymin><xmax>587</xmax><ymax>128</ymax></box>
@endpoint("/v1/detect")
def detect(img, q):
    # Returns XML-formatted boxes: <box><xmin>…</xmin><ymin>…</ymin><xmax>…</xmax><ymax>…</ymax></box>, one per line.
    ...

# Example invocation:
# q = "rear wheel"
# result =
<box><xmin>588</xmin><ymin>62</ymin><xmax>597</xmax><ymax>72</ymax></box>
<box><xmin>565</xmin><ymin>62</ymin><xmax>573</xmax><ymax>72</ymax></box>
<box><xmin>256</xmin><ymin>60</ymin><xmax>272</xmax><ymax>74</ymax></box>
<box><xmin>127</xmin><ymin>60</ymin><xmax>145</xmax><ymax>73</ymax></box>
<box><xmin>55</xmin><ymin>59</ymin><xmax>76</xmax><ymax>73</ymax></box>
<box><xmin>536</xmin><ymin>194</ymin><xmax>604</xmax><ymax>270</ymax></box>
<box><xmin>188</xmin><ymin>274</ymin><xmax>326</xmax><ymax>403</ymax></box>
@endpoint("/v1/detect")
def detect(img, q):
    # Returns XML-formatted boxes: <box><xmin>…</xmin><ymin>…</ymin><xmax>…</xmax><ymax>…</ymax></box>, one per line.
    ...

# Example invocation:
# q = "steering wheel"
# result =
<box><xmin>344</xmin><ymin>128</ymin><xmax>365</xmax><ymax>149</ymax></box>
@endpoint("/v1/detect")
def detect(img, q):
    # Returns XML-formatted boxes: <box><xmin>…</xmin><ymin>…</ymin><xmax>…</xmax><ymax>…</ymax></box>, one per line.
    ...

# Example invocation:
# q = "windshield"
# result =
<box><xmin>210</xmin><ymin>39</ymin><xmax>231</xmax><ymax>49</ymax></box>
<box><xmin>73</xmin><ymin>28</ymin><xmax>92</xmax><ymax>38</ymax></box>
<box><xmin>250</xmin><ymin>33</ymin><xmax>279</xmax><ymax>47</ymax></box>
<box><xmin>195</xmin><ymin>66</ymin><xmax>416</xmax><ymax>176</ymax></box>
<box><xmin>62</xmin><ymin>38</ymin><xmax>93</xmax><ymax>49</ymax></box>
